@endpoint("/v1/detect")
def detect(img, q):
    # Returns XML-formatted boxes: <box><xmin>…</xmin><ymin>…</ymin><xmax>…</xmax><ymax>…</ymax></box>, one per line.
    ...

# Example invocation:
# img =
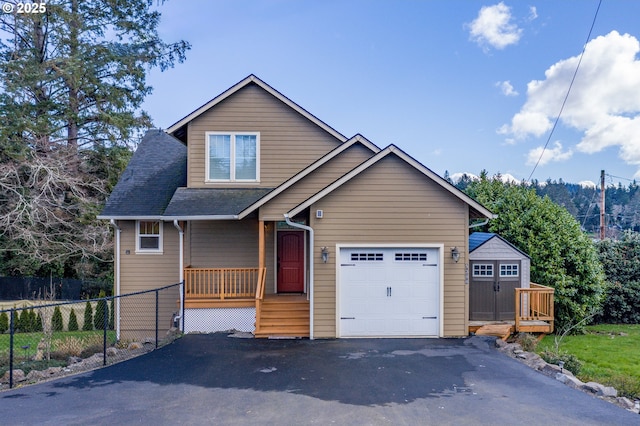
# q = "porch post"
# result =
<box><xmin>258</xmin><ymin>220</ymin><xmax>265</xmax><ymax>269</ymax></box>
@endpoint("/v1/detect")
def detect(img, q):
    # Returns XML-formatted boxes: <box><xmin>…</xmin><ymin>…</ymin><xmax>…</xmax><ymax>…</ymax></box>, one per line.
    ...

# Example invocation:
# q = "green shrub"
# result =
<box><xmin>28</xmin><ymin>309</ymin><xmax>38</xmax><ymax>332</ymax></box>
<box><xmin>594</xmin><ymin>280</ymin><xmax>640</xmax><ymax>324</ymax></box>
<box><xmin>31</xmin><ymin>310</ymin><xmax>42</xmax><ymax>332</ymax></box>
<box><xmin>68</xmin><ymin>308</ymin><xmax>79</xmax><ymax>331</ymax></box>
<box><xmin>18</xmin><ymin>308</ymin><xmax>29</xmax><ymax>332</ymax></box>
<box><xmin>0</xmin><ymin>311</ymin><xmax>8</xmax><ymax>333</ymax></box>
<box><xmin>52</xmin><ymin>306</ymin><xmax>64</xmax><ymax>331</ymax></box>
<box><xmin>94</xmin><ymin>290</ymin><xmax>107</xmax><ymax>330</ymax></box>
<box><xmin>82</xmin><ymin>301</ymin><xmax>93</xmax><ymax>331</ymax></box>
<box><xmin>36</xmin><ymin>311</ymin><xmax>43</xmax><ymax>332</ymax></box>
<box><xmin>540</xmin><ymin>349</ymin><xmax>583</xmax><ymax>375</ymax></box>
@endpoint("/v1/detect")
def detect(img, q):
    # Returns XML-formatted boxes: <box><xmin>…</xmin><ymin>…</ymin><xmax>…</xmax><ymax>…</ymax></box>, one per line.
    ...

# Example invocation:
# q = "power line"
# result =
<box><xmin>606</xmin><ymin>173</ymin><xmax>636</xmax><ymax>183</ymax></box>
<box><xmin>527</xmin><ymin>0</ymin><xmax>602</xmax><ymax>182</ymax></box>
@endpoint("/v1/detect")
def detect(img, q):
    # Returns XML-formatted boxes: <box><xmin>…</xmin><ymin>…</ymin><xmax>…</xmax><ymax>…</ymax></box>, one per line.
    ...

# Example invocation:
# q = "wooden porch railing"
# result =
<box><xmin>515</xmin><ymin>283</ymin><xmax>555</xmax><ymax>332</ymax></box>
<box><xmin>184</xmin><ymin>268</ymin><xmax>266</xmax><ymax>300</ymax></box>
<box><xmin>254</xmin><ymin>267</ymin><xmax>267</xmax><ymax>331</ymax></box>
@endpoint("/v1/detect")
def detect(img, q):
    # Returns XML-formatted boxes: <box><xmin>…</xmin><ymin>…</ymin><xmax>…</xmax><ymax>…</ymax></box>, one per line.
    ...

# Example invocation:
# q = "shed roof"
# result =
<box><xmin>469</xmin><ymin>232</ymin><xmax>530</xmax><ymax>258</ymax></box>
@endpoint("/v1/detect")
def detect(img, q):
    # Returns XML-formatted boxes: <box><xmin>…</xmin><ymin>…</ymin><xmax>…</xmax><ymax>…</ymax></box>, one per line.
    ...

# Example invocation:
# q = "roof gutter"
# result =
<box><xmin>283</xmin><ymin>214</ymin><xmax>314</xmax><ymax>340</ymax></box>
<box><xmin>109</xmin><ymin>220</ymin><xmax>122</xmax><ymax>341</ymax></box>
<box><xmin>469</xmin><ymin>218</ymin><xmax>491</xmax><ymax>229</ymax></box>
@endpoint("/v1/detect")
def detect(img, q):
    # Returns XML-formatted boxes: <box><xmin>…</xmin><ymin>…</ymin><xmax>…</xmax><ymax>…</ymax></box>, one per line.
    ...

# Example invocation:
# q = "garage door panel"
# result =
<box><xmin>339</xmin><ymin>247</ymin><xmax>440</xmax><ymax>337</ymax></box>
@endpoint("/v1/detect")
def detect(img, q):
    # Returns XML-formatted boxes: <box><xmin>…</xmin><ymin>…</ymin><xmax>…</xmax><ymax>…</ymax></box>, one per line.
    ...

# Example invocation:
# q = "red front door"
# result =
<box><xmin>277</xmin><ymin>231</ymin><xmax>305</xmax><ymax>293</ymax></box>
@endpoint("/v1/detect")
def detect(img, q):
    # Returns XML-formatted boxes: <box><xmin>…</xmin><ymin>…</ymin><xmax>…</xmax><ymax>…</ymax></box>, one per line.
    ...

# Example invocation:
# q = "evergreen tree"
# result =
<box><xmin>0</xmin><ymin>311</ymin><xmax>8</xmax><ymax>333</ymax></box>
<box><xmin>0</xmin><ymin>1</ymin><xmax>189</xmax><ymax>277</ymax></box>
<box><xmin>68</xmin><ymin>308</ymin><xmax>79</xmax><ymax>331</ymax></box>
<box><xmin>35</xmin><ymin>310</ymin><xmax>43</xmax><ymax>332</ymax></box>
<box><xmin>52</xmin><ymin>306</ymin><xmax>64</xmax><ymax>331</ymax></box>
<box><xmin>82</xmin><ymin>300</ymin><xmax>93</xmax><ymax>331</ymax></box>
<box><xmin>94</xmin><ymin>290</ymin><xmax>107</xmax><ymax>330</ymax></box>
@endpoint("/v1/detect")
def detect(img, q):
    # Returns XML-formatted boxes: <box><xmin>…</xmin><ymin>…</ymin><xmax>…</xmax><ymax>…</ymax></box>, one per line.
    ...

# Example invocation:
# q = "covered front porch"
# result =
<box><xmin>183</xmin><ymin>266</ymin><xmax>310</xmax><ymax>337</ymax></box>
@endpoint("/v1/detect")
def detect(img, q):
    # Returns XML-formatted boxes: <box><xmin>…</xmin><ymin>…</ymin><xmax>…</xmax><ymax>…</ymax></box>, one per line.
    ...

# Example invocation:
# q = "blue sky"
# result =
<box><xmin>143</xmin><ymin>0</ymin><xmax>640</xmax><ymax>187</ymax></box>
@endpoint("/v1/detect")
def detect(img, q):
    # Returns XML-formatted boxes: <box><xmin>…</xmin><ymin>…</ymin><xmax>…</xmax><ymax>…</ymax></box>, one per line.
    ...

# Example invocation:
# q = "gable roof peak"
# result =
<box><xmin>166</xmin><ymin>74</ymin><xmax>347</xmax><ymax>142</ymax></box>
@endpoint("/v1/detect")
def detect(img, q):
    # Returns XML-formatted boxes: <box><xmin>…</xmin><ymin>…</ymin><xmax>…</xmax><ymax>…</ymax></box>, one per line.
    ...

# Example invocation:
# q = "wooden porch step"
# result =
<box><xmin>474</xmin><ymin>323</ymin><xmax>515</xmax><ymax>341</ymax></box>
<box><xmin>255</xmin><ymin>296</ymin><xmax>310</xmax><ymax>339</ymax></box>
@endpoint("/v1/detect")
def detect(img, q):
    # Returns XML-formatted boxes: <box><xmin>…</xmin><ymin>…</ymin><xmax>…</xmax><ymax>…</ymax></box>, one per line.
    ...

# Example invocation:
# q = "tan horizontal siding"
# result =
<box><xmin>118</xmin><ymin>220</ymin><xmax>181</xmax><ymax>337</ymax></box>
<box><xmin>187</xmin><ymin>84</ymin><xmax>342</xmax><ymax>188</ymax></box>
<box><xmin>260</xmin><ymin>144</ymin><xmax>374</xmax><ymax>219</ymax></box>
<box><xmin>310</xmin><ymin>155</ymin><xmax>470</xmax><ymax>338</ymax></box>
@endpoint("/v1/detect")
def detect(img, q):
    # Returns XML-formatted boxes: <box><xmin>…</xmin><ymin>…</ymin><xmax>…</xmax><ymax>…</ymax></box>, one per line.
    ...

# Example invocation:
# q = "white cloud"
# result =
<box><xmin>501</xmin><ymin>31</ymin><xmax>640</xmax><ymax>175</ymax></box>
<box><xmin>468</xmin><ymin>2</ymin><xmax>522</xmax><ymax>50</ymax></box>
<box><xmin>528</xmin><ymin>6</ymin><xmax>538</xmax><ymax>21</ymax></box>
<box><xmin>496</xmin><ymin>80</ymin><xmax>518</xmax><ymax>96</ymax></box>
<box><xmin>526</xmin><ymin>141</ymin><xmax>573</xmax><ymax>166</ymax></box>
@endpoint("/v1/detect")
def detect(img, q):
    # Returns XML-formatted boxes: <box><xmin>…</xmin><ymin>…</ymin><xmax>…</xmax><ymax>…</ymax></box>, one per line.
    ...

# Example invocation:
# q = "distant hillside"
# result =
<box><xmin>448</xmin><ymin>172</ymin><xmax>640</xmax><ymax>237</ymax></box>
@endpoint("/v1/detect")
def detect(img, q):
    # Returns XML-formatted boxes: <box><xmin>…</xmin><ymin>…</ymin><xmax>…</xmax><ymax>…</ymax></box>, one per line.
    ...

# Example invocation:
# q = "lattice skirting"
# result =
<box><xmin>184</xmin><ymin>308</ymin><xmax>256</xmax><ymax>333</ymax></box>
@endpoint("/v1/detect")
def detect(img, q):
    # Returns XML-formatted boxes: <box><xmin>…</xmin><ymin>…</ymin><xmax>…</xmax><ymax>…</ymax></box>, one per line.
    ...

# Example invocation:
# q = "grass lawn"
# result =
<box><xmin>537</xmin><ymin>324</ymin><xmax>640</xmax><ymax>399</ymax></box>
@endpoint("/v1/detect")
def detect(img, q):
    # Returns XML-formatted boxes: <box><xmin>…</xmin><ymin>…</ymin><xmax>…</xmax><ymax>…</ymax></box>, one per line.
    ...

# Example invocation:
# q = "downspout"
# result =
<box><xmin>283</xmin><ymin>214</ymin><xmax>314</xmax><ymax>340</ymax></box>
<box><xmin>173</xmin><ymin>220</ymin><xmax>184</xmax><ymax>330</ymax></box>
<box><xmin>109</xmin><ymin>220</ymin><xmax>121</xmax><ymax>340</ymax></box>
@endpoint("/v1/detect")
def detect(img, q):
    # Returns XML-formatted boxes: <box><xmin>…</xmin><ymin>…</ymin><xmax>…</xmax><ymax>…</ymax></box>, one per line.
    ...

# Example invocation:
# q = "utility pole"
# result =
<box><xmin>600</xmin><ymin>170</ymin><xmax>605</xmax><ymax>240</ymax></box>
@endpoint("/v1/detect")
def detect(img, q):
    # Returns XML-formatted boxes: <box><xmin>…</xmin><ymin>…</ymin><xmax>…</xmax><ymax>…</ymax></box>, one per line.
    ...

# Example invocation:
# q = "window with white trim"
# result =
<box><xmin>206</xmin><ymin>132</ymin><xmax>259</xmax><ymax>181</ymax></box>
<box><xmin>500</xmin><ymin>264</ymin><xmax>519</xmax><ymax>277</ymax></box>
<box><xmin>472</xmin><ymin>263</ymin><xmax>494</xmax><ymax>277</ymax></box>
<box><xmin>136</xmin><ymin>221</ymin><xmax>163</xmax><ymax>253</ymax></box>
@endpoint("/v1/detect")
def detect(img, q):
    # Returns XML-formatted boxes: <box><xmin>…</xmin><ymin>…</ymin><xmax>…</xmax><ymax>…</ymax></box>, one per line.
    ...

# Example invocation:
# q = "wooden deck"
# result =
<box><xmin>469</xmin><ymin>283</ymin><xmax>555</xmax><ymax>339</ymax></box>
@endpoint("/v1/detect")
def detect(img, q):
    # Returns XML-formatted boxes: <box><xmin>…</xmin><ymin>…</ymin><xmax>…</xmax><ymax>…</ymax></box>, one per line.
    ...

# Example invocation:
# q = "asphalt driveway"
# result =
<box><xmin>2</xmin><ymin>334</ymin><xmax>638</xmax><ymax>425</ymax></box>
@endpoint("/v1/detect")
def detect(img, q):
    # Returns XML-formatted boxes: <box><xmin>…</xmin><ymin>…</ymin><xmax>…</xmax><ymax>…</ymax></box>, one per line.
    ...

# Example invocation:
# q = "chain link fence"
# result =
<box><xmin>0</xmin><ymin>282</ymin><xmax>184</xmax><ymax>389</ymax></box>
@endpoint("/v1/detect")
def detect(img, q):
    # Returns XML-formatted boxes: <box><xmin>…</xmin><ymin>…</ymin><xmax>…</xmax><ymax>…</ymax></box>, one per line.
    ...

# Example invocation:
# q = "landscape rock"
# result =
<box><xmin>128</xmin><ymin>342</ymin><xmax>143</xmax><ymax>350</ymax></box>
<box><xmin>106</xmin><ymin>347</ymin><xmax>118</xmax><ymax>357</ymax></box>
<box><xmin>616</xmin><ymin>397</ymin><xmax>635</xmax><ymax>410</ymax></box>
<box><xmin>2</xmin><ymin>369</ymin><xmax>26</xmax><ymax>383</ymax></box>
<box><xmin>68</xmin><ymin>356</ymin><xmax>83</xmax><ymax>364</ymax></box>
<box><xmin>556</xmin><ymin>373</ymin><xmax>585</xmax><ymax>390</ymax></box>
<box><xmin>583</xmin><ymin>381</ymin><xmax>617</xmax><ymax>398</ymax></box>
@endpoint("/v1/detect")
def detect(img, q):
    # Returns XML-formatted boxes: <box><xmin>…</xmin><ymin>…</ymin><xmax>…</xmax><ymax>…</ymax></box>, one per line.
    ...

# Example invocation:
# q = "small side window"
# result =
<box><xmin>500</xmin><ymin>264</ymin><xmax>519</xmax><ymax>277</ymax></box>
<box><xmin>472</xmin><ymin>263</ymin><xmax>493</xmax><ymax>277</ymax></box>
<box><xmin>136</xmin><ymin>221</ymin><xmax>163</xmax><ymax>253</ymax></box>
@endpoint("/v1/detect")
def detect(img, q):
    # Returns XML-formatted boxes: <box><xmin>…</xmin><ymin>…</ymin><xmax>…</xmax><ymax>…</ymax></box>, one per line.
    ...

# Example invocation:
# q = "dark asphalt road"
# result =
<box><xmin>1</xmin><ymin>334</ymin><xmax>638</xmax><ymax>425</ymax></box>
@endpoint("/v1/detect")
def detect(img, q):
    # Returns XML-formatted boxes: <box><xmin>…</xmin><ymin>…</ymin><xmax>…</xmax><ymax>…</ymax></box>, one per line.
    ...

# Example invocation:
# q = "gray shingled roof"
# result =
<box><xmin>99</xmin><ymin>130</ymin><xmax>187</xmax><ymax>218</ymax></box>
<box><xmin>164</xmin><ymin>188</ymin><xmax>274</xmax><ymax>217</ymax></box>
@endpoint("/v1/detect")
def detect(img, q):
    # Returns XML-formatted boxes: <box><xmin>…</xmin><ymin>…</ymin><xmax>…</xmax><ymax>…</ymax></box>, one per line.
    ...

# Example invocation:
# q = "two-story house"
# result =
<box><xmin>99</xmin><ymin>75</ymin><xmax>496</xmax><ymax>340</ymax></box>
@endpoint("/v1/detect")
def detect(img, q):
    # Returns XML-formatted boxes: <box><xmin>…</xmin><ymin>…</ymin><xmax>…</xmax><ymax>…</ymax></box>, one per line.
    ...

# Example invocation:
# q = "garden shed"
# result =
<box><xmin>469</xmin><ymin>232</ymin><xmax>530</xmax><ymax>321</ymax></box>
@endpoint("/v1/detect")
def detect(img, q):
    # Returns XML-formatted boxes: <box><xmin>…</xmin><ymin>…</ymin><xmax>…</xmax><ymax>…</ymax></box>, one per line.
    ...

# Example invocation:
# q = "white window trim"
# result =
<box><xmin>136</xmin><ymin>220</ymin><xmax>163</xmax><ymax>254</ymax></box>
<box><xmin>472</xmin><ymin>263</ymin><xmax>494</xmax><ymax>277</ymax></box>
<box><xmin>205</xmin><ymin>131</ymin><xmax>260</xmax><ymax>183</ymax></box>
<box><xmin>500</xmin><ymin>263</ymin><xmax>520</xmax><ymax>277</ymax></box>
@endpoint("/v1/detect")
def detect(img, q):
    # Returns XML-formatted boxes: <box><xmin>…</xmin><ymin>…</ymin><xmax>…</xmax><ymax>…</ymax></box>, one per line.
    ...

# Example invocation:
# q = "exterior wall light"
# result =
<box><xmin>321</xmin><ymin>247</ymin><xmax>329</xmax><ymax>263</ymax></box>
<box><xmin>451</xmin><ymin>247</ymin><xmax>460</xmax><ymax>263</ymax></box>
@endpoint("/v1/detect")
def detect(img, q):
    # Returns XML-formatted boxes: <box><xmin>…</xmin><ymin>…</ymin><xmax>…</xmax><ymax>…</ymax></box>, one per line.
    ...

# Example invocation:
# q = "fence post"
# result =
<box><xmin>9</xmin><ymin>308</ymin><xmax>14</xmax><ymax>389</ymax></box>
<box><xmin>103</xmin><ymin>296</ymin><xmax>108</xmax><ymax>366</ymax></box>
<box><xmin>155</xmin><ymin>289</ymin><xmax>159</xmax><ymax>349</ymax></box>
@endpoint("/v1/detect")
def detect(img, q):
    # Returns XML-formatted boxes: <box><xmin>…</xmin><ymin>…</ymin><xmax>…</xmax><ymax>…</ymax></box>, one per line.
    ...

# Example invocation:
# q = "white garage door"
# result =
<box><xmin>339</xmin><ymin>247</ymin><xmax>440</xmax><ymax>337</ymax></box>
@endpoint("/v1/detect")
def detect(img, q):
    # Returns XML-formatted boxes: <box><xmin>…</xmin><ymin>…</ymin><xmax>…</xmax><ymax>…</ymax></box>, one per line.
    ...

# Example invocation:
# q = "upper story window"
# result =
<box><xmin>206</xmin><ymin>132</ymin><xmax>260</xmax><ymax>182</ymax></box>
<box><xmin>136</xmin><ymin>220</ymin><xmax>163</xmax><ymax>253</ymax></box>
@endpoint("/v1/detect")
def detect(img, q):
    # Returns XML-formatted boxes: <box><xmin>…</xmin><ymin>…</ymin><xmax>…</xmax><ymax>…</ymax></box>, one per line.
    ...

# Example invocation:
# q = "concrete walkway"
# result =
<box><xmin>2</xmin><ymin>334</ymin><xmax>638</xmax><ymax>425</ymax></box>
